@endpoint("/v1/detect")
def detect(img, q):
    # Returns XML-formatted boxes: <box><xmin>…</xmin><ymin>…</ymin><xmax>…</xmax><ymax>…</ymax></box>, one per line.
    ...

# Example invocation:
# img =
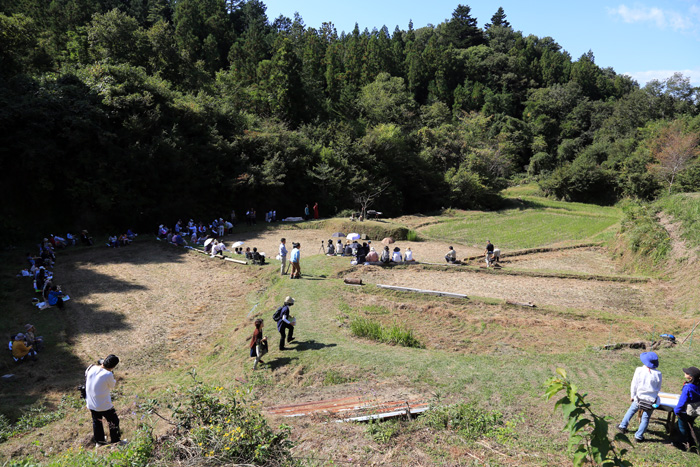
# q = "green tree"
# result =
<box><xmin>484</xmin><ymin>7</ymin><xmax>510</xmax><ymax>30</ymax></box>
<box><xmin>357</xmin><ymin>72</ymin><xmax>416</xmax><ymax>126</ymax></box>
<box><xmin>442</xmin><ymin>4</ymin><xmax>483</xmax><ymax>49</ymax></box>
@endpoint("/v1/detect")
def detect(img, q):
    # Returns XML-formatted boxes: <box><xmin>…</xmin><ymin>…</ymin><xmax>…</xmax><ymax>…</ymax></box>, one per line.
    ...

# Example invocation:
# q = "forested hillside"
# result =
<box><xmin>1</xmin><ymin>1</ymin><xmax>699</xmax><ymax>236</ymax></box>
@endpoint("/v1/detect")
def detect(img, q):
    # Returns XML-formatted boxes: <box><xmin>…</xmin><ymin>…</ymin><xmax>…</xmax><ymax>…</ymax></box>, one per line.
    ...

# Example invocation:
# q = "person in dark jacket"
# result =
<box><xmin>673</xmin><ymin>366</ymin><xmax>700</xmax><ymax>450</ymax></box>
<box><xmin>249</xmin><ymin>319</ymin><xmax>267</xmax><ymax>370</ymax></box>
<box><xmin>277</xmin><ymin>296</ymin><xmax>296</xmax><ymax>350</ymax></box>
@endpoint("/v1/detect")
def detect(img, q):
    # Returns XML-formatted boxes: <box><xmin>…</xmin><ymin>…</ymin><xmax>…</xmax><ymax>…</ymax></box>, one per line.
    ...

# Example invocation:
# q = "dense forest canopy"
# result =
<box><xmin>1</xmin><ymin>0</ymin><xmax>699</xmax><ymax>236</ymax></box>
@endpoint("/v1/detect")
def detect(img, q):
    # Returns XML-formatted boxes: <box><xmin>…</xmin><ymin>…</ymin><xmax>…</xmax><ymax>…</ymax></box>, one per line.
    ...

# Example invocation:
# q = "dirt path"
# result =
<box><xmin>353</xmin><ymin>266</ymin><xmax>660</xmax><ymax>314</ymax></box>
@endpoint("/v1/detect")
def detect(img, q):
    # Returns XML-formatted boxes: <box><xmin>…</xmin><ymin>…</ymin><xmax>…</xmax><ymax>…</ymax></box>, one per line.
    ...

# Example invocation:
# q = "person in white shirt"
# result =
<box><xmin>445</xmin><ymin>246</ymin><xmax>457</xmax><ymax>263</ymax></box>
<box><xmin>616</xmin><ymin>352</ymin><xmax>662</xmax><ymax>442</ymax></box>
<box><xmin>211</xmin><ymin>241</ymin><xmax>228</xmax><ymax>258</ymax></box>
<box><xmin>404</xmin><ymin>248</ymin><xmax>414</xmax><ymax>262</ymax></box>
<box><xmin>85</xmin><ymin>354</ymin><xmax>123</xmax><ymax>445</ymax></box>
<box><xmin>391</xmin><ymin>247</ymin><xmax>402</xmax><ymax>262</ymax></box>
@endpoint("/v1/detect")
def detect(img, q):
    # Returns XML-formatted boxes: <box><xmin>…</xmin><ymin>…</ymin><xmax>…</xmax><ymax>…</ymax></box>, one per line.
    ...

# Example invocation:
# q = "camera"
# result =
<box><xmin>97</xmin><ymin>358</ymin><xmax>104</xmax><ymax>365</ymax></box>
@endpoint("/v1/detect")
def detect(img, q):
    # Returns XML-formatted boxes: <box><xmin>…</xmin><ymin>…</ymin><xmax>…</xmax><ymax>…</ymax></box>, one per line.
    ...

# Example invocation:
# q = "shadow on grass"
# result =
<box><xmin>0</xmin><ymin>240</ymin><xmax>195</xmax><ymax>420</ymax></box>
<box><xmin>266</xmin><ymin>356</ymin><xmax>298</xmax><ymax>370</ymax></box>
<box><xmin>294</xmin><ymin>340</ymin><xmax>337</xmax><ymax>352</ymax></box>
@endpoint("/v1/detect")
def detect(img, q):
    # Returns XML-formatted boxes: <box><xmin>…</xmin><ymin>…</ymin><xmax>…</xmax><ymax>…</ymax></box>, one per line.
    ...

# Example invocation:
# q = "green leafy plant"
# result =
<box><xmin>545</xmin><ymin>368</ymin><xmax>632</xmax><ymax>467</ymax></box>
<box><xmin>420</xmin><ymin>402</ymin><xmax>507</xmax><ymax>441</ymax></box>
<box><xmin>147</xmin><ymin>371</ymin><xmax>297</xmax><ymax>466</ymax></box>
<box><xmin>350</xmin><ymin>317</ymin><xmax>423</xmax><ymax>348</ymax></box>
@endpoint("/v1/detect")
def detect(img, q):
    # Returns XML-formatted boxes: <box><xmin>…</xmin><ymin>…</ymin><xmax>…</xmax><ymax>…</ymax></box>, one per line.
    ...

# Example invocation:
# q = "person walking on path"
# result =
<box><xmin>304</xmin><ymin>204</ymin><xmax>310</xmax><ymax>220</ymax></box>
<box><xmin>290</xmin><ymin>242</ymin><xmax>301</xmax><ymax>279</ymax></box>
<box><xmin>313</xmin><ymin>202</ymin><xmax>319</xmax><ymax>219</ymax></box>
<box><xmin>673</xmin><ymin>366</ymin><xmax>700</xmax><ymax>451</ymax></box>
<box><xmin>279</xmin><ymin>238</ymin><xmax>288</xmax><ymax>276</ymax></box>
<box><xmin>277</xmin><ymin>297</ymin><xmax>296</xmax><ymax>350</ymax></box>
<box><xmin>616</xmin><ymin>352</ymin><xmax>662</xmax><ymax>442</ymax></box>
<box><xmin>250</xmin><ymin>319</ymin><xmax>268</xmax><ymax>370</ymax></box>
<box><xmin>85</xmin><ymin>355</ymin><xmax>124</xmax><ymax>446</ymax></box>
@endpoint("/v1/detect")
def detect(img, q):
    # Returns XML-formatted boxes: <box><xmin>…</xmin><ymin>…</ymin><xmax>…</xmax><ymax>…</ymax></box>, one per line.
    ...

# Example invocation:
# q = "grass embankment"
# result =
<box><xmin>419</xmin><ymin>186</ymin><xmax>622</xmax><ymax>249</ymax></box>
<box><xmin>3</xmin><ymin>193</ymin><xmax>700</xmax><ymax>466</ymax></box>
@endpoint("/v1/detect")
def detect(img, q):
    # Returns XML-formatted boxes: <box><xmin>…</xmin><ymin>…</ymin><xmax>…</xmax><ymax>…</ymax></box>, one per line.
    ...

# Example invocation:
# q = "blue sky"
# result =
<box><xmin>261</xmin><ymin>0</ymin><xmax>700</xmax><ymax>86</ymax></box>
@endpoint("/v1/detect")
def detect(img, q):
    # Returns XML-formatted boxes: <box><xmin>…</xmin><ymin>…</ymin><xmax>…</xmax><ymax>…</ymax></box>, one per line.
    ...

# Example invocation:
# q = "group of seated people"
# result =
<box><xmin>243</xmin><ymin>247</ymin><xmax>266</xmax><ymax>265</ymax></box>
<box><xmin>160</xmin><ymin>217</ymin><xmax>234</xmax><ymax>246</ymax></box>
<box><xmin>325</xmin><ymin>239</ymin><xmax>415</xmax><ymax>265</ymax></box>
<box><xmin>107</xmin><ymin>231</ymin><xmax>136</xmax><ymax>248</ymax></box>
<box><xmin>9</xmin><ymin>324</ymin><xmax>42</xmax><ymax>363</ymax></box>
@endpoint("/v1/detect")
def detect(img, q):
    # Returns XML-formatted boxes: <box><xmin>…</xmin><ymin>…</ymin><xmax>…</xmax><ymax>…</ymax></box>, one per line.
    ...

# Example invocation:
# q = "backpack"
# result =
<box><xmin>272</xmin><ymin>306</ymin><xmax>284</xmax><ymax>322</ymax></box>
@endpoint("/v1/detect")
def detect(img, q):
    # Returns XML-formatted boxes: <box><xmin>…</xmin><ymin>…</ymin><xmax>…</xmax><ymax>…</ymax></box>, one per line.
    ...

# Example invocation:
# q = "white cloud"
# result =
<box><xmin>624</xmin><ymin>68</ymin><xmax>700</xmax><ymax>86</ymax></box>
<box><xmin>608</xmin><ymin>4</ymin><xmax>694</xmax><ymax>31</ymax></box>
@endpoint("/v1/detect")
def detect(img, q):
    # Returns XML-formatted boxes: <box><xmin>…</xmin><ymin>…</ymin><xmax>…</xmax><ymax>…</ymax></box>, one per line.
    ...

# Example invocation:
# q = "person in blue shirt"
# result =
<box><xmin>290</xmin><ymin>243</ymin><xmax>301</xmax><ymax>279</ymax></box>
<box><xmin>673</xmin><ymin>366</ymin><xmax>700</xmax><ymax>450</ymax></box>
<box><xmin>47</xmin><ymin>285</ymin><xmax>65</xmax><ymax>309</ymax></box>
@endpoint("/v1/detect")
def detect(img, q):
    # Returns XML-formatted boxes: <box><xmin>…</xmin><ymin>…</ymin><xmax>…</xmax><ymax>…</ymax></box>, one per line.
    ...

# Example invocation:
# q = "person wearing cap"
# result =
<box><xmin>24</xmin><ymin>324</ymin><xmax>43</xmax><ymax>352</ymax></box>
<box><xmin>290</xmin><ymin>243</ymin><xmax>301</xmax><ymax>279</ymax></box>
<box><xmin>673</xmin><ymin>366</ymin><xmax>700</xmax><ymax>450</ymax></box>
<box><xmin>12</xmin><ymin>333</ymin><xmax>37</xmax><ymax>362</ymax></box>
<box><xmin>277</xmin><ymin>297</ymin><xmax>296</xmax><ymax>350</ymax></box>
<box><xmin>85</xmin><ymin>355</ymin><xmax>123</xmax><ymax>446</ymax></box>
<box><xmin>616</xmin><ymin>352</ymin><xmax>662</xmax><ymax>442</ymax></box>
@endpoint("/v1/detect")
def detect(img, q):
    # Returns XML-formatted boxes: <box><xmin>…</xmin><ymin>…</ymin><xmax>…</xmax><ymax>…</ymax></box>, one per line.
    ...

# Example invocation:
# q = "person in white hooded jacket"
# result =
<box><xmin>616</xmin><ymin>351</ymin><xmax>662</xmax><ymax>442</ymax></box>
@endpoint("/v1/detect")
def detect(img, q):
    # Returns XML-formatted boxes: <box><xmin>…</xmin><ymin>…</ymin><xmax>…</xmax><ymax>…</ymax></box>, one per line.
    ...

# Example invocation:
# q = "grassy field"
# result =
<box><xmin>2</xmin><ymin>191</ymin><xmax>700</xmax><ymax>466</ymax></box>
<box><xmin>420</xmin><ymin>188</ymin><xmax>622</xmax><ymax>249</ymax></box>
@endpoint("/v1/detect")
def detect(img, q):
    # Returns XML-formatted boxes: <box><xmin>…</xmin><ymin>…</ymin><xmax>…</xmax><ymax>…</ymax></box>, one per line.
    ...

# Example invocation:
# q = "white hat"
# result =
<box><xmin>284</xmin><ymin>296</ymin><xmax>295</xmax><ymax>305</ymax></box>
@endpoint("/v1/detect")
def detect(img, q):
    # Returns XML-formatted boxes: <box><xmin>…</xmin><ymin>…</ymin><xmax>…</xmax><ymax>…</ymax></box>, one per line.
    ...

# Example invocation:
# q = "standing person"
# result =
<box><xmin>313</xmin><ymin>202</ymin><xmax>319</xmax><ymax>219</ymax></box>
<box><xmin>290</xmin><ymin>243</ymin><xmax>301</xmax><ymax>279</ymax></box>
<box><xmin>616</xmin><ymin>352</ymin><xmax>662</xmax><ymax>442</ymax></box>
<box><xmin>249</xmin><ymin>319</ymin><xmax>267</xmax><ymax>370</ymax></box>
<box><xmin>304</xmin><ymin>204</ymin><xmax>310</xmax><ymax>220</ymax></box>
<box><xmin>85</xmin><ymin>355</ymin><xmax>124</xmax><ymax>446</ymax></box>
<box><xmin>277</xmin><ymin>297</ymin><xmax>296</xmax><ymax>350</ymax></box>
<box><xmin>485</xmin><ymin>240</ymin><xmax>495</xmax><ymax>267</ymax></box>
<box><xmin>279</xmin><ymin>238</ymin><xmax>288</xmax><ymax>275</ymax></box>
<box><xmin>230</xmin><ymin>209</ymin><xmax>236</xmax><ymax>227</ymax></box>
<box><xmin>673</xmin><ymin>366</ymin><xmax>700</xmax><ymax>450</ymax></box>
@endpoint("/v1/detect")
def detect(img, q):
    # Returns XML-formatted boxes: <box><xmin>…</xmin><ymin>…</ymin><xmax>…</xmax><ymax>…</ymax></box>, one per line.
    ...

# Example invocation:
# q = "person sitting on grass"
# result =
<box><xmin>211</xmin><ymin>241</ymin><xmax>228</xmax><ymax>258</ymax></box>
<box><xmin>252</xmin><ymin>247</ymin><xmax>266</xmax><ymax>265</ymax></box>
<box><xmin>366</xmin><ymin>247</ymin><xmax>379</xmax><ymax>262</ymax></box>
<box><xmin>380</xmin><ymin>246</ymin><xmax>391</xmax><ymax>264</ymax></box>
<box><xmin>326</xmin><ymin>240</ymin><xmax>335</xmax><ymax>255</ymax></box>
<box><xmin>12</xmin><ymin>333</ymin><xmax>37</xmax><ymax>363</ymax></box>
<box><xmin>405</xmin><ymin>247</ymin><xmax>414</xmax><ymax>262</ymax></box>
<box><xmin>47</xmin><ymin>285</ymin><xmax>65</xmax><ymax>310</ymax></box>
<box><xmin>445</xmin><ymin>246</ymin><xmax>457</xmax><ymax>264</ymax></box>
<box><xmin>118</xmin><ymin>234</ymin><xmax>131</xmax><ymax>247</ymax></box>
<box><xmin>336</xmin><ymin>239</ymin><xmax>343</xmax><ymax>256</ymax></box>
<box><xmin>81</xmin><ymin>230</ymin><xmax>93</xmax><ymax>246</ymax></box>
<box><xmin>108</xmin><ymin>235</ymin><xmax>118</xmax><ymax>248</ymax></box>
<box><xmin>673</xmin><ymin>366</ymin><xmax>700</xmax><ymax>451</ymax></box>
<box><xmin>23</xmin><ymin>324</ymin><xmax>43</xmax><ymax>352</ymax></box>
<box><xmin>173</xmin><ymin>233</ymin><xmax>187</xmax><ymax>246</ymax></box>
<box><xmin>392</xmin><ymin>247</ymin><xmax>402</xmax><ymax>262</ymax></box>
<box><xmin>245</xmin><ymin>247</ymin><xmax>253</xmax><ymax>260</ymax></box>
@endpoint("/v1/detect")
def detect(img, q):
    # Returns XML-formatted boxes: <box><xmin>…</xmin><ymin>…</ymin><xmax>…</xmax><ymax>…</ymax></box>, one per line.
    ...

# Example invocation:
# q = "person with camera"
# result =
<box><xmin>85</xmin><ymin>355</ymin><xmax>125</xmax><ymax>446</ymax></box>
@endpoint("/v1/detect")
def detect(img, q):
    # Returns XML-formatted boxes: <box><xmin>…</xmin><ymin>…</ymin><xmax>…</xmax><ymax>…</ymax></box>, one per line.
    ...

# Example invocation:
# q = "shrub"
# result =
<box><xmin>148</xmin><ymin>372</ymin><xmax>297</xmax><ymax>466</ymax></box>
<box><xmin>421</xmin><ymin>402</ymin><xmax>506</xmax><ymax>441</ymax></box>
<box><xmin>406</xmin><ymin>229</ymin><xmax>420</xmax><ymax>242</ymax></box>
<box><xmin>350</xmin><ymin>317</ymin><xmax>423</xmax><ymax>348</ymax></box>
<box><xmin>618</xmin><ymin>200</ymin><xmax>669</xmax><ymax>269</ymax></box>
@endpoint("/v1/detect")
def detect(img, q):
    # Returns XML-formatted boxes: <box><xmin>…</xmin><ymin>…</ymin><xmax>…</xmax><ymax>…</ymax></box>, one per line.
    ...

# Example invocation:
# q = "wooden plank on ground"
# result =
<box><xmin>377</xmin><ymin>284</ymin><xmax>468</xmax><ymax>299</ymax></box>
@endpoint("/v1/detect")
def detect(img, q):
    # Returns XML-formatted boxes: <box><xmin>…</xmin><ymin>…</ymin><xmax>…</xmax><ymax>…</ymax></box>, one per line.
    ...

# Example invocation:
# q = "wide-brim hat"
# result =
<box><xmin>284</xmin><ymin>296</ymin><xmax>294</xmax><ymax>305</ymax></box>
<box><xmin>15</xmin><ymin>333</ymin><xmax>25</xmax><ymax>340</ymax></box>
<box><xmin>640</xmin><ymin>351</ymin><xmax>659</xmax><ymax>369</ymax></box>
<box><xmin>24</xmin><ymin>324</ymin><xmax>34</xmax><ymax>331</ymax></box>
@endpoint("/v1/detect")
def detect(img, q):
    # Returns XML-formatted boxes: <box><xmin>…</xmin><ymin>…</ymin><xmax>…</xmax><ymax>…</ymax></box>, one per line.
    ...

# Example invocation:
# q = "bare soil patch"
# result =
<box><xmin>58</xmin><ymin>243</ymin><xmax>257</xmax><ymax>370</ymax></box>
<box><xmin>350</xmin><ymin>264</ymin><xmax>660</xmax><ymax>314</ymax></box>
<box><xmin>503</xmin><ymin>246</ymin><xmax>621</xmax><ymax>276</ymax></box>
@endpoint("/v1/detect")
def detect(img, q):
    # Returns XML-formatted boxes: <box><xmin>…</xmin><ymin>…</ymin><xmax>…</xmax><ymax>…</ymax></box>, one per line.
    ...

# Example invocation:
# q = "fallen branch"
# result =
<box><xmin>680</xmin><ymin>319</ymin><xmax>700</xmax><ymax>345</ymax></box>
<box><xmin>505</xmin><ymin>300</ymin><xmax>536</xmax><ymax>308</ymax></box>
